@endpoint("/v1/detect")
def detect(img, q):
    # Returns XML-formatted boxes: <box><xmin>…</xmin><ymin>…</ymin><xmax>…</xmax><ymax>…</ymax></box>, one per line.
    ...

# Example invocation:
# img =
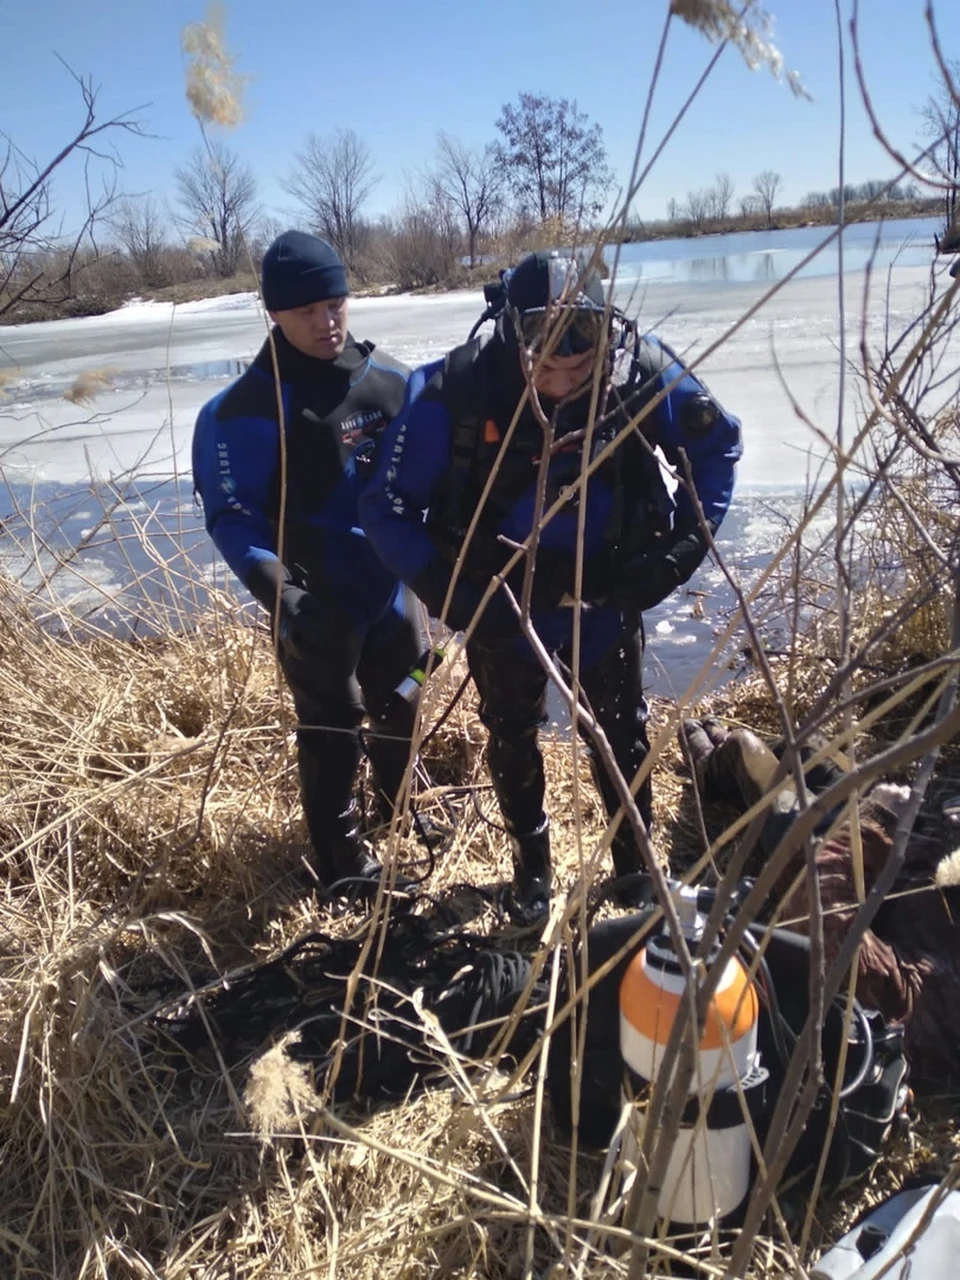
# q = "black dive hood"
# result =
<box><xmin>469</xmin><ymin>250</ymin><xmax>630</xmax><ymax>437</ymax></box>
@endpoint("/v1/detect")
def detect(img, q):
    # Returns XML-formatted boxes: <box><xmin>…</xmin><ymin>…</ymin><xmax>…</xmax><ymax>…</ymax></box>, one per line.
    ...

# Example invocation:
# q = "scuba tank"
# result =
<box><xmin>618</xmin><ymin>880</ymin><xmax>768</xmax><ymax>1227</ymax></box>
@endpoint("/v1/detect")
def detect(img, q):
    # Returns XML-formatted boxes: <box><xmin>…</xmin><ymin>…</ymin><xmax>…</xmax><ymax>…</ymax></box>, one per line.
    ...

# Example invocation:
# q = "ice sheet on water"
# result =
<box><xmin>1</xmin><ymin>227</ymin><xmax>955</xmax><ymax>687</ymax></box>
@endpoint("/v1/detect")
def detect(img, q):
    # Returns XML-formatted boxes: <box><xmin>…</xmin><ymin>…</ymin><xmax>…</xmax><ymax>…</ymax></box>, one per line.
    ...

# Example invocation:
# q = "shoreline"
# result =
<box><xmin>2</xmin><ymin>208</ymin><xmax>951</xmax><ymax>329</ymax></box>
<box><xmin>616</xmin><ymin>200</ymin><xmax>945</xmax><ymax>244</ymax></box>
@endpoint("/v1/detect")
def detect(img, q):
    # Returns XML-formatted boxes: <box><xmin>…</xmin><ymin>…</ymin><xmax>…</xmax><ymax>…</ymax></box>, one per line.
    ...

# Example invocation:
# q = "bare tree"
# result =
<box><xmin>708</xmin><ymin>170</ymin><xmax>735</xmax><ymax>219</ymax></box>
<box><xmin>174</xmin><ymin>142</ymin><xmax>259</xmax><ymax>278</ymax></box>
<box><xmin>433</xmin><ymin>133</ymin><xmax>501</xmax><ymax>268</ymax></box>
<box><xmin>246</xmin><ymin>214</ymin><xmax>285</xmax><ymax>267</ymax></box>
<box><xmin>283</xmin><ymin>128</ymin><xmax>378</xmax><ymax>275</ymax></box>
<box><xmin>802</xmin><ymin>189</ymin><xmax>831</xmax><ymax>210</ymax></box>
<box><xmin>0</xmin><ymin>63</ymin><xmax>144</xmax><ymax>319</ymax></box>
<box><xmin>683</xmin><ymin>188</ymin><xmax>709</xmax><ymax>232</ymax></box>
<box><xmin>110</xmin><ymin>196</ymin><xmax>169</xmax><ymax>286</ymax></box>
<box><xmin>494</xmin><ymin>92</ymin><xmax>612</xmax><ymax>226</ymax></box>
<box><xmin>752</xmin><ymin>170</ymin><xmax>782</xmax><ymax>225</ymax></box>
<box><xmin>380</xmin><ymin>177</ymin><xmax>461</xmax><ymax>290</ymax></box>
<box><xmin>921</xmin><ymin>58</ymin><xmax>960</xmax><ymax>252</ymax></box>
<box><xmin>858</xmin><ymin>178</ymin><xmax>887</xmax><ymax>201</ymax></box>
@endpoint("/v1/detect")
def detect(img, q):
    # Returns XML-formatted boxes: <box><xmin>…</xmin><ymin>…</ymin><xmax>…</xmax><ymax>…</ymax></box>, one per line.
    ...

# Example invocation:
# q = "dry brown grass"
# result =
<box><xmin>0</xmin><ymin>571</ymin><xmax>613</xmax><ymax>1278</ymax></box>
<box><xmin>62</xmin><ymin>368</ymin><xmax>116</xmax><ymax>405</ymax></box>
<box><xmin>1</xmin><ymin>384</ymin><xmax>958</xmax><ymax>1276</ymax></box>
<box><xmin>0</xmin><ymin>536</ymin><xmax>957</xmax><ymax>1279</ymax></box>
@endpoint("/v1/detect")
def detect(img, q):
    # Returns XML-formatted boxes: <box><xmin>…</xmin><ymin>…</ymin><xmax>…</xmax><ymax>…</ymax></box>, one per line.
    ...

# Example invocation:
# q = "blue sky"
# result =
<box><xmin>2</xmin><ymin>0</ymin><xmax>958</xmax><ymax>236</ymax></box>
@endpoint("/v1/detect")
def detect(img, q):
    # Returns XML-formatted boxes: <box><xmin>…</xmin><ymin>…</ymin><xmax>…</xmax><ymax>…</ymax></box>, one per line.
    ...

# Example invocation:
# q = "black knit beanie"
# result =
<box><xmin>261</xmin><ymin>230</ymin><xmax>349</xmax><ymax>312</ymax></box>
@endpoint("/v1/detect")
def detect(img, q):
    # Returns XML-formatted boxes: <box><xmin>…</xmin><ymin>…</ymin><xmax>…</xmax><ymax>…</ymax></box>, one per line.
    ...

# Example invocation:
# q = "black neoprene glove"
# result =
<box><xmin>411</xmin><ymin>561</ymin><xmax>519</xmax><ymax>642</ymax></box>
<box><xmin>276</xmin><ymin>584</ymin><xmax>329</xmax><ymax>660</ymax></box>
<box><xmin>245</xmin><ymin>558</ymin><xmax>339</xmax><ymax>661</ymax></box>
<box><xmin>610</xmin><ymin>553</ymin><xmax>682</xmax><ymax>613</ymax></box>
<box><xmin>610</xmin><ymin>530</ymin><xmax>709</xmax><ymax>614</ymax></box>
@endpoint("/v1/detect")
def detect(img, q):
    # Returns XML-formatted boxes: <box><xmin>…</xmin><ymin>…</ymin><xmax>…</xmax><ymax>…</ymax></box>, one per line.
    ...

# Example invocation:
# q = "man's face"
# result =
<box><xmin>528</xmin><ymin>347</ymin><xmax>600</xmax><ymax>403</ymax></box>
<box><xmin>516</xmin><ymin>303</ymin><xmax>606</xmax><ymax>403</ymax></box>
<box><xmin>269</xmin><ymin>296</ymin><xmax>349</xmax><ymax>359</ymax></box>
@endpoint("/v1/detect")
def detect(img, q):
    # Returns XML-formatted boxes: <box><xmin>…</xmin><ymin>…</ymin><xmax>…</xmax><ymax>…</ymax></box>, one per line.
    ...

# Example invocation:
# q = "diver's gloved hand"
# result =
<box><xmin>528</xmin><ymin>552</ymin><xmax>613</xmax><ymax>609</ymax></box>
<box><xmin>412</xmin><ymin>562</ymin><xmax>520</xmax><ymax>643</ymax></box>
<box><xmin>246</xmin><ymin>558</ymin><xmax>342</xmax><ymax>660</ymax></box>
<box><xmin>609</xmin><ymin>551</ymin><xmax>683</xmax><ymax>614</ymax></box>
<box><xmin>611</xmin><ymin>530</ymin><xmax>708</xmax><ymax>613</ymax></box>
<box><xmin>276</xmin><ymin>584</ymin><xmax>330</xmax><ymax>659</ymax></box>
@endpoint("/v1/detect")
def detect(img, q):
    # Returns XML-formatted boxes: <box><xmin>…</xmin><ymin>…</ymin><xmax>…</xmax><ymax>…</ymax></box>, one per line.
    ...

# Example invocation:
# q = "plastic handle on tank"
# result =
<box><xmin>393</xmin><ymin>647</ymin><xmax>446</xmax><ymax>704</ymax></box>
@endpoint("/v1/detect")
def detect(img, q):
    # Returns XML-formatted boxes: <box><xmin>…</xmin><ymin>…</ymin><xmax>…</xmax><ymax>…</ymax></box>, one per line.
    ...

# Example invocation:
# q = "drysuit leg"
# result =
<box><xmin>356</xmin><ymin>586</ymin><xmax>424</xmax><ymax>824</ymax></box>
<box><xmin>467</xmin><ymin>637</ymin><xmax>551</xmax><ymax>905</ymax></box>
<box><xmin>279</xmin><ymin>619</ymin><xmax>371</xmax><ymax>885</ymax></box>
<box><xmin>578</xmin><ymin>625</ymin><xmax>653</xmax><ymax>878</ymax></box>
<box><xmin>468</xmin><ymin>637</ymin><xmax>549</xmax><ymax>835</ymax></box>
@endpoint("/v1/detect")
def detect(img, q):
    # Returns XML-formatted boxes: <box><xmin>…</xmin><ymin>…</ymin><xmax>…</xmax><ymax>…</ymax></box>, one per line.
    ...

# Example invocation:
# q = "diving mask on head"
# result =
<box><xmin>515</xmin><ymin>303</ymin><xmax>609</xmax><ymax>357</ymax></box>
<box><xmin>504</xmin><ymin>249</ymin><xmax>608</xmax><ymax>357</ymax></box>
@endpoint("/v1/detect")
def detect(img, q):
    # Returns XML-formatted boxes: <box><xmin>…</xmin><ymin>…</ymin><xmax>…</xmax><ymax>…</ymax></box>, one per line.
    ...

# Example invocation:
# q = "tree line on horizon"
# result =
<box><xmin>666</xmin><ymin>170</ymin><xmax>778</xmax><ymax>229</ymax></box>
<box><xmin>642</xmin><ymin>170</ymin><xmax>937</xmax><ymax>240</ymax></box>
<box><xmin>2</xmin><ymin>62</ymin><xmax>959</xmax><ymax>324</ymax></box>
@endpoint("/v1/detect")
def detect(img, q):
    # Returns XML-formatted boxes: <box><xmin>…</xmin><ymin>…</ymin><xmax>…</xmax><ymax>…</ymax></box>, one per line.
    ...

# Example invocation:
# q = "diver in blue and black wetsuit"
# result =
<box><xmin>192</xmin><ymin>230</ymin><xmax>423</xmax><ymax>895</ymax></box>
<box><xmin>360</xmin><ymin>249</ymin><xmax>742</xmax><ymax>916</ymax></box>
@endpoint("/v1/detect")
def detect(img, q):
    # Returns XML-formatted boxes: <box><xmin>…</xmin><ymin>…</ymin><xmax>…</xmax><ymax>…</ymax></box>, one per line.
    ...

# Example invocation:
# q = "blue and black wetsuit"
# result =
<box><xmin>360</xmin><ymin>327</ymin><xmax>742</xmax><ymax>877</ymax></box>
<box><xmin>193</xmin><ymin>328</ymin><xmax>421</xmax><ymax>875</ymax></box>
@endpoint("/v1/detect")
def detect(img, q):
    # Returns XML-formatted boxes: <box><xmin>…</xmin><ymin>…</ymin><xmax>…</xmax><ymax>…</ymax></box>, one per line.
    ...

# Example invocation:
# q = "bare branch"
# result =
<box><xmin>0</xmin><ymin>61</ymin><xmax>147</xmax><ymax>319</ymax></box>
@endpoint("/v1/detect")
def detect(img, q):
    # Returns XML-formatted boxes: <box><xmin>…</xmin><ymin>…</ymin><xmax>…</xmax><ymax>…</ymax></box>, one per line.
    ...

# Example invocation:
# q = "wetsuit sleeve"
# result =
<box><xmin>642</xmin><ymin>334</ymin><xmax>742</xmax><ymax>535</ymax></box>
<box><xmin>191</xmin><ymin>398</ymin><xmax>293</xmax><ymax>608</ymax></box>
<box><xmin>607</xmin><ymin>334</ymin><xmax>742</xmax><ymax>612</ymax></box>
<box><xmin>360</xmin><ymin>363</ymin><xmax>492</xmax><ymax>630</ymax></box>
<box><xmin>360</xmin><ymin>366</ymin><xmax>447</xmax><ymax>577</ymax></box>
<box><xmin>639</xmin><ymin>334</ymin><xmax>742</xmax><ymax>586</ymax></box>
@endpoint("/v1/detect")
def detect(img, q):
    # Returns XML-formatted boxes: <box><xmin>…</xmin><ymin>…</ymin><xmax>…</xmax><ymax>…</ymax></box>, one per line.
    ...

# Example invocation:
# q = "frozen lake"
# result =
<box><xmin>0</xmin><ymin>217</ymin><xmax>956</xmax><ymax>695</ymax></box>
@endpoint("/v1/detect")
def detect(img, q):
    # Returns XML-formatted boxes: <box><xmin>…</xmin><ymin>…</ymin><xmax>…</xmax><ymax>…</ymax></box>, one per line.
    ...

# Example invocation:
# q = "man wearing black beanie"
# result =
<box><xmin>193</xmin><ymin>230</ymin><xmax>429</xmax><ymax>897</ymax></box>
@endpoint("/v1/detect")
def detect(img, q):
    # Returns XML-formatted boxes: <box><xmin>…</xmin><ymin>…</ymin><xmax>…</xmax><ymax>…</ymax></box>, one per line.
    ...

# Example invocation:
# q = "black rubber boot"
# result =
<box><xmin>586</xmin><ymin>756</ymin><xmax>653</xmax><ymax>882</ymax></box>
<box><xmin>297</xmin><ymin>736</ymin><xmax>415</xmax><ymax>900</ymax></box>
<box><xmin>364</xmin><ymin>723</ymin><xmax>451</xmax><ymax>853</ymax></box>
<box><xmin>606</xmin><ymin>813</ymin><xmax>655</xmax><ymax>908</ymax></box>
<box><xmin>312</xmin><ymin>800</ymin><xmax>381</xmax><ymax>895</ymax></box>
<box><xmin>296</xmin><ymin>726</ymin><xmax>361</xmax><ymax>880</ymax></box>
<box><xmin>365</xmin><ymin>715</ymin><xmax>415</xmax><ymax>829</ymax></box>
<box><xmin>611</xmin><ymin>821</ymin><xmax>647</xmax><ymax>880</ymax></box>
<box><xmin>680</xmin><ymin>718</ymin><xmax>718</xmax><ymax>790</ymax></box>
<box><xmin>508</xmin><ymin>816</ymin><xmax>552</xmax><ymax>921</ymax></box>
<box><xmin>322</xmin><ymin>806</ymin><xmax>419</xmax><ymax>902</ymax></box>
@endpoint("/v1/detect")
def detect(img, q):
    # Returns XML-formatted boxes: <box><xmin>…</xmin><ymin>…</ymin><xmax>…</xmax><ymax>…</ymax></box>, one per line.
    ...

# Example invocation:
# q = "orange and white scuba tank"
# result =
<box><xmin>619</xmin><ymin>881</ymin><xmax>768</xmax><ymax>1227</ymax></box>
